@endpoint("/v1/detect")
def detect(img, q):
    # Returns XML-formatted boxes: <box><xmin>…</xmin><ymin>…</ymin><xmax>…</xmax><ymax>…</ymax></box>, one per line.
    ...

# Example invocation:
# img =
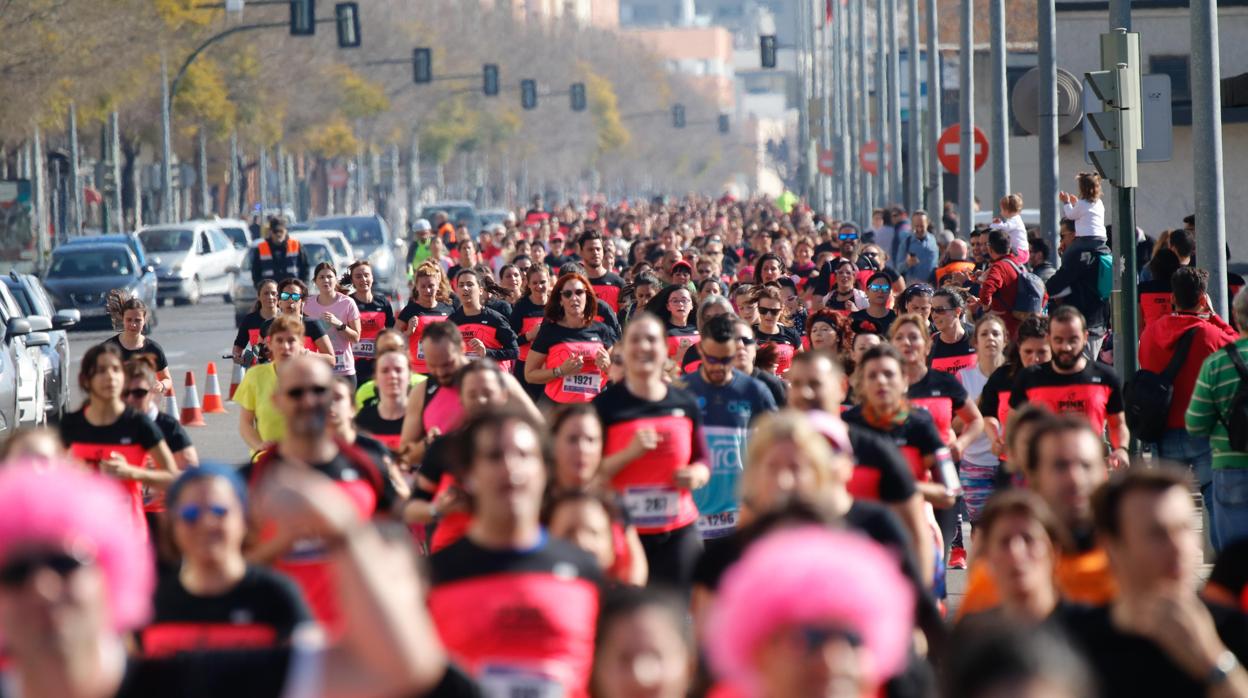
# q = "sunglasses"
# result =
<box><xmin>868</xmin><ymin>284</ymin><xmax>891</xmax><ymax>292</ymax></box>
<box><xmin>177</xmin><ymin>503</ymin><xmax>230</xmax><ymax>525</ymax></box>
<box><xmin>796</xmin><ymin>625</ymin><xmax>863</xmax><ymax>652</ymax></box>
<box><xmin>279</xmin><ymin>292</ymin><xmax>303</xmax><ymax>301</ymax></box>
<box><xmin>838</xmin><ymin>233</ymin><xmax>859</xmax><ymax>241</ymax></box>
<box><xmin>932</xmin><ymin>306</ymin><xmax>955</xmax><ymax>315</ymax></box>
<box><xmin>286</xmin><ymin>385</ymin><xmax>330</xmax><ymax>399</ymax></box>
<box><xmin>123</xmin><ymin>388</ymin><xmax>150</xmax><ymax>399</ymax></box>
<box><xmin>561</xmin><ymin>288</ymin><xmax>587</xmax><ymax>299</ymax></box>
<box><xmin>0</xmin><ymin>549</ymin><xmax>90</xmax><ymax>588</ymax></box>
<box><xmin>759</xmin><ymin>306</ymin><xmax>782</xmax><ymax>316</ymax></box>
<box><xmin>734</xmin><ymin>336</ymin><xmax>757</xmax><ymax>345</ymax></box>
<box><xmin>700</xmin><ymin>353</ymin><xmax>735</xmax><ymax>365</ymax></box>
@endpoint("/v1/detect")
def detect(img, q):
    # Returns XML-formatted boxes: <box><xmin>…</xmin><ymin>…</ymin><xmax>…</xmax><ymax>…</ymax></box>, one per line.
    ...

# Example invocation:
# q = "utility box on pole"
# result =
<box><xmin>1084</xmin><ymin>30</ymin><xmax>1142</xmax><ymax>188</ymax></box>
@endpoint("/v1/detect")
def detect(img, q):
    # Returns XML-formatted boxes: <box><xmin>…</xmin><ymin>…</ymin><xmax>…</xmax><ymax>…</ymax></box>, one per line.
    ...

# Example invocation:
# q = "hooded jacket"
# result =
<box><xmin>1138</xmin><ymin>311</ymin><xmax>1238</xmax><ymax>430</ymax></box>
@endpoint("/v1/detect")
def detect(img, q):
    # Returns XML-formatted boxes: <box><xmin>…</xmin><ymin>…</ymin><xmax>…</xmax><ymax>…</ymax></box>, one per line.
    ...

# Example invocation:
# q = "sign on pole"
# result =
<box><xmin>859</xmin><ymin>140</ymin><xmax>882</xmax><ymax>175</ymax></box>
<box><xmin>818</xmin><ymin>148</ymin><xmax>837</xmax><ymax>176</ymax></box>
<box><xmin>937</xmin><ymin>123</ymin><xmax>989</xmax><ymax>174</ymax></box>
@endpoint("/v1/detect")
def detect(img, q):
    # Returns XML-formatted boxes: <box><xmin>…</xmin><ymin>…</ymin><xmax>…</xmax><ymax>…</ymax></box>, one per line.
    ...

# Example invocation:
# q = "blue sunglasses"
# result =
<box><xmin>177</xmin><ymin>503</ymin><xmax>230</xmax><ymax>525</ymax></box>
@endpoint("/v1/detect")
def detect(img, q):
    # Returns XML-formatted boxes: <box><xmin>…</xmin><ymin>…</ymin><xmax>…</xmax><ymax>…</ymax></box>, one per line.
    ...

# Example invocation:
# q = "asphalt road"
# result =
<box><xmin>68</xmin><ymin>300</ymin><xmax>252</xmax><ymax>466</ymax></box>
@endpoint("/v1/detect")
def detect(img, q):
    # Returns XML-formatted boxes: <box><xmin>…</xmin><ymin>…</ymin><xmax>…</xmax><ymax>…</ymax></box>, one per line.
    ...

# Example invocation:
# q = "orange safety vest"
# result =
<box><xmin>256</xmin><ymin>238</ymin><xmax>302</xmax><ymax>280</ymax></box>
<box><xmin>258</xmin><ymin>238</ymin><xmax>300</xmax><ymax>258</ymax></box>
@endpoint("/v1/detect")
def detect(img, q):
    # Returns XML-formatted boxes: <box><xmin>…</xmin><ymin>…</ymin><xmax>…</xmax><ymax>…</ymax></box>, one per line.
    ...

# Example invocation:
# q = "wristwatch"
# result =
<box><xmin>553</xmin><ymin>365</ymin><xmax>563</xmax><ymax>378</ymax></box>
<box><xmin>1206</xmin><ymin>649</ymin><xmax>1239</xmax><ymax>686</ymax></box>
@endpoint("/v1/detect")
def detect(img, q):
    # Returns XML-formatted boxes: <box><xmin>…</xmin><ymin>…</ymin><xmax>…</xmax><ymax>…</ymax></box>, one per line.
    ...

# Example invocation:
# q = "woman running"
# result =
<box><xmin>497</xmin><ymin>262</ymin><xmax>525</xmax><ymax>305</ymax></box>
<box><xmin>233</xmin><ymin>279</ymin><xmax>278</xmax><ymax>365</ymax></box>
<box><xmin>899</xmin><ymin>283</ymin><xmax>935</xmax><ymax>329</ymax></box>
<box><xmin>449</xmin><ymin>268</ymin><xmax>519</xmax><ymax>370</ymax></box>
<box><xmin>346</xmin><ymin>260</ymin><xmax>395</xmax><ymax>385</ymax></box>
<box><xmin>751</xmin><ymin>253</ymin><xmax>785</xmax><ymax>286</ymax></box>
<box><xmin>235</xmin><ymin>315</ymin><xmax>309</xmax><ymax>451</ymax></box>
<box><xmin>123</xmin><ymin>357</ymin><xmax>196</xmax><ymax>531</ymax></box>
<box><xmin>646</xmin><ymin>284</ymin><xmax>699</xmax><ymax>366</ymax></box>
<box><xmin>511</xmin><ymin>264</ymin><xmax>551</xmax><ymax>395</ymax></box>
<box><xmin>525</xmin><ymin>273</ymin><xmax>614</xmax><ymax>405</ymax></box>
<box><xmin>822</xmin><ymin>258</ymin><xmax>867</xmax><ymax>313</ymax></box>
<box><xmin>980</xmin><ymin>314</ymin><xmax>1052</xmax><ymax>463</ymax></box>
<box><xmin>594</xmin><ymin>313</ymin><xmax>709</xmax><ymax>592</ymax></box>
<box><xmin>60</xmin><ymin>343</ymin><xmax>177</xmax><ymax>538</ymax></box>
<box><xmin>261</xmin><ymin>278</ymin><xmax>334</xmax><ymax>363</ymax></box>
<box><xmin>929</xmin><ymin>288</ymin><xmax>977</xmax><ymax>374</ymax></box>
<box><xmin>806</xmin><ymin>308</ymin><xmax>852</xmax><ymax>359</ymax></box>
<box><xmin>956</xmin><ymin>314</ymin><xmax>1009</xmax><ymax>526</ymax></box>
<box><xmin>750</xmin><ymin>284</ymin><xmax>802</xmax><ymax>377</ymax></box>
<box><xmin>850</xmin><ymin>271</ymin><xmax>899</xmax><ymax>336</ymax></box>
<box><xmin>353</xmin><ymin>329</ymin><xmax>426</xmax><ymax>410</ymax></box>
<box><xmin>140</xmin><ymin>466</ymin><xmax>312</xmax><ymax>657</ymax></box>
<box><xmin>397</xmin><ymin>260</ymin><xmax>455</xmax><ymax>375</ymax></box>
<box><xmin>354</xmin><ymin>349</ymin><xmax>410</xmax><ymax>453</ymax></box>
<box><xmin>304</xmin><ymin>262</ymin><xmax>361</xmax><ymax>387</ymax></box>
<box><xmin>104</xmin><ymin>296</ymin><xmax>172</xmax><ymax>395</ymax></box>
<box><xmin>623</xmin><ymin>272</ymin><xmax>661</xmax><ymax>325</ymax></box>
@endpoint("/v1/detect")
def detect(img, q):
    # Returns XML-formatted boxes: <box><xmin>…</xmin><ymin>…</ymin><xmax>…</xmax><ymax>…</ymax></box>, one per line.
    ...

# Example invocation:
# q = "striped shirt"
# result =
<box><xmin>1186</xmin><ymin>336</ymin><xmax>1248</xmax><ymax>469</ymax></box>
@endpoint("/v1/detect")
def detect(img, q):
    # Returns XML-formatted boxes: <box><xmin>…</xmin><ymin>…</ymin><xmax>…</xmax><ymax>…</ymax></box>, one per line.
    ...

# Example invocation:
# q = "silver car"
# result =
<box><xmin>139</xmin><ymin>222</ymin><xmax>238</xmax><ymax>305</ymax></box>
<box><xmin>2</xmin><ymin>273</ymin><xmax>79</xmax><ymax>422</ymax></box>
<box><xmin>229</xmin><ymin>238</ymin><xmax>345</xmax><ymax>325</ymax></box>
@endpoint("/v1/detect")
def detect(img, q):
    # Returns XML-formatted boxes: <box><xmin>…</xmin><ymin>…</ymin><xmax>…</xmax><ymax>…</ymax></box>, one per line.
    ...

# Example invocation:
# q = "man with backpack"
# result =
<box><xmin>1137</xmin><ymin>268</ymin><xmax>1237</xmax><ymax>547</ymax></box>
<box><xmin>1046</xmin><ymin>223</ymin><xmax>1112</xmax><ymax>360</ymax></box>
<box><xmin>976</xmin><ymin>229</ymin><xmax>1045</xmax><ymax>338</ymax></box>
<box><xmin>1187</xmin><ymin>286</ymin><xmax>1248</xmax><ymax>552</ymax></box>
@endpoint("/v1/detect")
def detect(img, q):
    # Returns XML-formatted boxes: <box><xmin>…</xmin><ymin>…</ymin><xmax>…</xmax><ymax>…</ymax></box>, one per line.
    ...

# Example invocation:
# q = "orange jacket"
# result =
<box><xmin>957</xmin><ymin>546</ymin><xmax>1118</xmax><ymax>618</ymax></box>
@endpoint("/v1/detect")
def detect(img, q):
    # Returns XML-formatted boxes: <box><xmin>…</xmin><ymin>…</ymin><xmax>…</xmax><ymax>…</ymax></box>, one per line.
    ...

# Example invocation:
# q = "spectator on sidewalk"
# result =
<box><xmin>1047</xmin><ymin>219</ymin><xmax>1112</xmax><ymax>361</ymax></box>
<box><xmin>1139</xmin><ymin>267</ymin><xmax>1238</xmax><ymax>550</ymax></box>
<box><xmin>975</xmin><ymin>230</ymin><xmax>1023</xmax><ymax>338</ymax></box>
<box><xmin>900</xmin><ymin>210</ymin><xmax>939</xmax><ymax>285</ymax></box>
<box><xmin>1028</xmin><ymin>237</ymin><xmax>1057</xmax><ymax>283</ymax></box>
<box><xmin>1187</xmin><ymin>286</ymin><xmax>1248</xmax><ymax>551</ymax></box>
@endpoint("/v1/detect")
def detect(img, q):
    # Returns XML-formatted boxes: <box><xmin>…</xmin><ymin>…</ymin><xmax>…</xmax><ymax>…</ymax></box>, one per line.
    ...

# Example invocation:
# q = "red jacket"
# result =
<box><xmin>979</xmin><ymin>257</ymin><xmax>1021</xmax><ymax>336</ymax></box>
<box><xmin>1138</xmin><ymin>312</ymin><xmax>1239</xmax><ymax>429</ymax></box>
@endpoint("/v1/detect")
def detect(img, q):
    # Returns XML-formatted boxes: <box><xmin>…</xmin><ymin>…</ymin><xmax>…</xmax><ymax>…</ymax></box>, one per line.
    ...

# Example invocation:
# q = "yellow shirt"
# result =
<box><xmin>233</xmin><ymin>363</ymin><xmax>284</xmax><ymax>445</ymax></box>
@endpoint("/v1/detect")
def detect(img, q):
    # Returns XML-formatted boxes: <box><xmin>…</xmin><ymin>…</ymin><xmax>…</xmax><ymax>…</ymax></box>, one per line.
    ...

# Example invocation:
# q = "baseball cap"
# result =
<box><xmin>413</xmin><ymin>219</ymin><xmax>432</xmax><ymax>232</ymax></box>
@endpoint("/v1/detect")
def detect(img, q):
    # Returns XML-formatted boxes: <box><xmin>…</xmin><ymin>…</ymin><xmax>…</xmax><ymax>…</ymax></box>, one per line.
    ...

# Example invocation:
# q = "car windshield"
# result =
<box><xmin>220</xmin><ymin>227</ymin><xmax>248</xmax><ymax>249</ymax></box>
<box><xmin>140</xmin><ymin>229</ymin><xmax>194</xmax><ymax>253</ymax></box>
<box><xmin>314</xmin><ymin>218</ymin><xmax>383</xmax><ymax>247</ymax></box>
<box><xmin>2</xmin><ymin>282</ymin><xmax>34</xmax><ymax>316</ymax></box>
<box><xmin>303</xmin><ymin>243</ymin><xmax>334</xmax><ymax>268</ymax></box>
<box><xmin>48</xmin><ymin>250</ymin><xmax>132</xmax><ymax>278</ymax></box>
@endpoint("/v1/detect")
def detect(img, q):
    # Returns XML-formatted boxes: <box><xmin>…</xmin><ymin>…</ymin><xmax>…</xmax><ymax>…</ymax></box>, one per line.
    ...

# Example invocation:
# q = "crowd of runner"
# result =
<box><xmin>6</xmin><ymin>181</ymin><xmax>1248</xmax><ymax>697</ymax></box>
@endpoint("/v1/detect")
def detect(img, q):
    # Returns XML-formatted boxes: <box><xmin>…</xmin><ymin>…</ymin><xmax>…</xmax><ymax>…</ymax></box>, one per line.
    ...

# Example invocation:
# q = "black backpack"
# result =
<box><xmin>1006</xmin><ymin>259</ymin><xmax>1047</xmax><ymax>318</ymax></box>
<box><xmin>1124</xmin><ymin>328</ymin><xmax>1198</xmax><ymax>443</ymax></box>
<box><xmin>1218</xmin><ymin>344</ymin><xmax>1248</xmax><ymax>452</ymax></box>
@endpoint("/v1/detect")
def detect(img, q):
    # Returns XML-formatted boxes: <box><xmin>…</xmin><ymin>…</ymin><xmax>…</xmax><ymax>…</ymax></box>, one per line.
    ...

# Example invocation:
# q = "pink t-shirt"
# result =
<box><xmin>304</xmin><ymin>293</ymin><xmax>361</xmax><ymax>375</ymax></box>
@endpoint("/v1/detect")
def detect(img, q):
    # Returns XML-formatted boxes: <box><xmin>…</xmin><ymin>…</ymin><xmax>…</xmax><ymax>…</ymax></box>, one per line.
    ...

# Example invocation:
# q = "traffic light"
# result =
<box><xmin>290</xmin><ymin>0</ymin><xmax>315</xmax><ymax>36</ymax></box>
<box><xmin>570</xmin><ymin>82</ymin><xmax>587</xmax><ymax>112</ymax></box>
<box><xmin>1084</xmin><ymin>30</ymin><xmax>1141</xmax><ymax>187</ymax></box>
<box><xmin>760</xmin><ymin>35</ymin><xmax>777</xmax><ymax>69</ymax></box>
<box><xmin>483</xmin><ymin>64</ymin><xmax>500</xmax><ymax>96</ymax></box>
<box><xmin>718</xmin><ymin>114</ymin><xmax>730</xmax><ymax>134</ymax></box>
<box><xmin>521</xmin><ymin>79</ymin><xmax>538</xmax><ymax>110</ymax></box>
<box><xmin>672</xmin><ymin>104</ymin><xmax>686</xmax><ymax>128</ymax></box>
<box><xmin>413</xmin><ymin>48</ymin><xmax>433</xmax><ymax>84</ymax></box>
<box><xmin>334</xmin><ymin>3</ymin><xmax>360</xmax><ymax>48</ymax></box>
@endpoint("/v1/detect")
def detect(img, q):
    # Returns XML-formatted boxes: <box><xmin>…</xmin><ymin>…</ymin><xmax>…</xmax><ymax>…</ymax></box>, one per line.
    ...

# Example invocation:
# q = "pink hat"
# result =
<box><xmin>0</xmin><ymin>461</ymin><xmax>154</xmax><ymax>634</ymax></box>
<box><xmin>705</xmin><ymin>526</ymin><xmax>914</xmax><ymax>694</ymax></box>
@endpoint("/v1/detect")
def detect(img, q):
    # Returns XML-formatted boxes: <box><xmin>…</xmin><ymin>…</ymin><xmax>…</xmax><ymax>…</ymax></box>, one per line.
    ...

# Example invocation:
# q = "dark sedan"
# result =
<box><xmin>41</xmin><ymin>243</ymin><xmax>159</xmax><ymax>329</ymax></box>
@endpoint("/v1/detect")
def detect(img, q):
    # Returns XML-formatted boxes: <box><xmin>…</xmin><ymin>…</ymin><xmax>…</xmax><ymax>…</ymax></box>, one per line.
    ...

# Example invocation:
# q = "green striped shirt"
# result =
<box><xmin>1186</xmin><ymin>336</ymin><xmax>1248</xmax><ymax>469</ymax></box>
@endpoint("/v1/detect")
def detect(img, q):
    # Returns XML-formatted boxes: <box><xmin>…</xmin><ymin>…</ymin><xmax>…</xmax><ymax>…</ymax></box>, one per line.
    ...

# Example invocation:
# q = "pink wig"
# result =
<box><xmin>705</xmin><ymin>526</ymin><xmax>914</xmax><ymax>694</ymax></box>
<box><xmin>0</xmin><ymin>461</ymin><xmax>154</xmax><ymax>633</ymax></box>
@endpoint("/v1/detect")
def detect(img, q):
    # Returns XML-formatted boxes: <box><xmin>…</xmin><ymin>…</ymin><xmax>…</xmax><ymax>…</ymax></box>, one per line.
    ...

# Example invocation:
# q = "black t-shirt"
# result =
<box><xmin>398</xmin><ymin>300</ymin><xmax>455</xmax><ymax>324</ymax></box>
<box><xmin>352</xmin><ymin>433</ymin><xmax>395</xmax><ymax>478</ymax></box>
<box><xmin>529</xmin><ymin>321</ymin><xmax>616</xmax><ymax>356</ymax></box>
<box><xmin>105</xmin><ymin>335</ymin><xmax>169</xmax><ymax>372</ymax></box>
<box><xmin>907</xmin><ymin>369</ymin><xmax>969</xmax><ymax>440</ymax></box>
<box><xmin>849</xmin><ymin>308</ymin><xmax>897</xmax><ymax>336</ymax></box>
<box><xmin>449</xmin><ymin>307</ymin><xmax>519</xmax><ymax>362</ymax></box>
<box><xmin>355</xmin><ymin>403</ymin><xmax>404</xmax><ymax>441</ymax></box>
<box><xmin>594</xmin><ymin>299</ymin><xmax>622</xmax><ymax>343</ymax></box>
<box><xmin>753</xmin><ymin>324</ymin><xmax>803</xmax><ymax>348</ymax></box>
<box><xmin>1210</xmin><ymin>537</ymin><xmax>1248</xmax><ymax>605</ymax></box>
<box><xmin>233</xmin><ymin>310</ymin><xmax>271</xmax><ymax>349</ymax></box>
<box><xmin>510</xmin><ymin>296</ymin><xmax>546</xmax><ymax>352</ymax></box>
<box><xmin>928</xmin><ymin>333</ymin><xmax>977</xmax><ymax>375</ymax></box>
<box><xmin>1009</xmin><ymin>360</ymin><xmax>1124</xmax><ymax>436</ymax></box>
<box><xmin>485</xmin><ymin>298</ymin><xmax>513</xmax><ymax>318</ymax></box>
<box><xmin>842</xmin><ymin>406</ymin><xmax>946</xmax><ymax>482</ymax></box>
<box><xmin>753</xmin><ymin>368</ymin><xmax>787</xmax><ymax>406</ymax></box>
<box><xmin>241</xmin><ymin>449</ymin><xmax>400</xmax><ymax>515</ymax></box>
<box><xmin>140</xmin><ymin>565</ymin><xmax>311</xmax><ymax>656</ymax></box>
<box><xmin>60</xmin><ymin>405</ymin><xmax>164</xmax><ymax>452</ymax></box>
<box><xmin>846</xmin><ymin>422</ymin><xmax>919</xmax><ymax>503</ymax></box>
<box><xmin>978</xmin><ymin>363</ymin><xmax>1018</xmax><ymax>425</ymax></box>
<box><xmin>352</xmin><ymin>296</ymin><xmax>396</xmax><ymax>383</ymax></box>
<box><xmin>589</xmin><ymin>271</ymin><xmax>626</xmax><ymax>312</ymax></box>
<box><xmin>258</xmin><ymin>317</ymin><xmax>327</xmax><ymax>343</ymax></box>
<box><xmin>1058</xmin><ymin>601</ymin><xmax>1248</xmax><ymax>698</ymax></box>
<box><xmin>154</xmin><ymin>412</ymin><xmax>193</xmax><ymax>454</ymax></box>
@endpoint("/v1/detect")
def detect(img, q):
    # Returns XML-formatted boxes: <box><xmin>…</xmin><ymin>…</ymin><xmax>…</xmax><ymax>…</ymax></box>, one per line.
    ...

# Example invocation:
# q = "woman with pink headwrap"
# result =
<box><xmin>704</xmin><ymin>526</ymin><xmax>915</xmax><ymax>698</ymax></box>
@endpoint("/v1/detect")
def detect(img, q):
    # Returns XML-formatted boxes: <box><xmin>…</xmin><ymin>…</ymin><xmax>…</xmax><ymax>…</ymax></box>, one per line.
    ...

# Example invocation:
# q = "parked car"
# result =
<box><xmin>419</xmin><ymin>201</ymin><xmax>481</xmax><ymax>237</ymax></box>
<box><xmin>61</xmin><ymin>233</ymin><xmax>157</xmax><ymax>300</ymax></box>
<box><xmin>0</xmin><ymin>310</ymin><xmax>29</xmax><ymax>436</ymax></box>
<box><xmin>0</xmin><ymin>282</ymin><xmax>50</xmax><ymax>428</ymax></box>
<box><xmin>229</xmin><ymin>238</ymin><xmax>345</xmax><ymax>325</ymax></box>
<box><xmin>42</xmin><ymin>243</ymin><xmax>159</xmax><ymax>329</ymax></box>
<box><xmin>209</xmin><ymin>218</ymin><xmax>255</xmax><ymax>303</ymax></box>
<box><xmin>138</xmin><ymin>222</ymin><xmax>237</xmax><ymax>306</ymax></box>
<box><xmin>2</xmin><ymin>273</ymin><xmax>79</xmax><ymax>422</ymax></box>
<box><xmin>478</xmin><ymin>208</ymin><xmax>510</xmax><ymax>230</ymax></box>
<box><xmin>308</xmin><ymin>215</ymin><xmax>405</xmax><ymax>298</ymax></box>
<box><xmin>292</xmin><ymin>230</ymin><xmax>354</xmax><ymax>265</ymax></box>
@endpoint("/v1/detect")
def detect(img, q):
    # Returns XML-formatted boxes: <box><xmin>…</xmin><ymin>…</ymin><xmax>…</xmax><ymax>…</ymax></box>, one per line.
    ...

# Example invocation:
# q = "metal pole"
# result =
<box><xmin>1192</xmin><ymin>0</ymin><xmax>1228</xmax><ymax>316</ymax></box>
<box><xmin>857</xmin><ymin>0</ymin><xmax>872</xmax><ymax>217</ymax></box>
<box><xmin>990</xmin><ymin>0</ymin><xmax>1009</xmax><ymax>204</ymax></box>
<box><xmin>32</xmin><ymin>126</ymin><xmax>46</xmax><ymax>271</ymax></box>
<box><xmin>926</xmin><ymin>0</ymin><xmax>944</xmax><ymax>221</ymax></box>
<box><xmin>67</xmin><ymin>104</ymin><xmax>82</xmax><ymax>236</ymax></box>
<box><xmin>198</xmin><ymin>128</ymin><xmax>210</xmax><ymax>218</ymax></box>
<box><xmin>846</xmin><ymin>0</ymin><xmax>861</xmax><ymax>221</ymax></box>
<box><xmin>958</xmin><ymin>0</ymin><xmax>974</xmax><ymax>236</ymax></box>
<box><xmin>875</xmin><ymin>0</ymin><xmax>887</xmax><ymax>208</ymax></box>
<box><xmin>275</xmin><ymin>144</ymin><xmax>287</xmax><ymax>214</ymax></box>
<box><xmin>161</xmin><ymin>54</ymin><xmax>174</xmax><ymax>224</ymax></box>
<box><xmin>1038</xmin><ymin>0</ymin><xmax>1059</xmax><ymax>258</ymax></box>
<box><xmin>228</xmin><ymin>130</ymin><xmax>240</xmax><ymax>217</ymax></box>
<box><xmin>887</xmin><ymin>0</ymin><xmax>903</xmax><ymax>205</ymax></box>
<box><xmin>258</xmin><ymin>147</ymin><xmax>269</xmax><ymax>214</ymax></box>
<box><xmin>408</xmin><ymin>129</ymin><xmax>420</xmax><ymax>222</ymax></box>
<box><xmin>907</xmin><ymin>0</ymin><xmax>922</xmax><ymax>211</ymax></box>
<box><xmin>110</xmin><ymin>113</ymin><xmax>123</xmax><ymax>232</ymax></box>
<box><xmin>797</xmin><ymin>0</ymin><xmax>812</xmax><ymax>201</ymax></box>
<box><xmin>821</xmin><ymin>8</ymin><xmax>835</xmax><ymax>214</ymax></box>
<box><xmin>837</xmin><ymin>7</ymin><xmax>853</xmax><ymax>218</ymax></box>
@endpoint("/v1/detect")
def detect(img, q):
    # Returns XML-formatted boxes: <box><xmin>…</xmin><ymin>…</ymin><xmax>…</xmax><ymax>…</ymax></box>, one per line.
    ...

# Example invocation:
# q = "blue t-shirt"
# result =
<box><xmin>680</xmin><ymin>369</ymin><xmax>778</xmax><ymax>539</ymax></box>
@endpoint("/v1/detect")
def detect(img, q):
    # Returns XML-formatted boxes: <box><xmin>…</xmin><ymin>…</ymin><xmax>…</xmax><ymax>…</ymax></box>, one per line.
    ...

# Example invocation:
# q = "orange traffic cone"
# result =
<box><xmin>229</xmin><ymin>362</ymin><xmax>246</xmax><ymax>400</ymax></box>
<box><xmin>202</xmin><ymin>362</ymin><xmax>226</xmax><ymax>414</ymax></box>
<box><xmin>180</xmin><ymin>371</ymin><xmax>206</xmax><ymax>427</ymax></box>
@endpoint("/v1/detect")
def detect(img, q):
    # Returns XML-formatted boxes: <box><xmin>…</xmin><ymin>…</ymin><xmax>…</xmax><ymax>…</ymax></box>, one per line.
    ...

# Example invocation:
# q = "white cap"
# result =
<box><xmin>413</xmin><ymin>218</ymin><xmax>432</xmax><ymax>232</ymax></box>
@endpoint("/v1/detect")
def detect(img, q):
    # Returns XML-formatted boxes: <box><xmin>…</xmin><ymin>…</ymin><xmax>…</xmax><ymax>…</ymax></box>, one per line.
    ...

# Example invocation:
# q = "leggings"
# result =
<box><xmin>640</xmin><ymin>523</ymin><xmax>703</xmax><ymax>596</ymax></box>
